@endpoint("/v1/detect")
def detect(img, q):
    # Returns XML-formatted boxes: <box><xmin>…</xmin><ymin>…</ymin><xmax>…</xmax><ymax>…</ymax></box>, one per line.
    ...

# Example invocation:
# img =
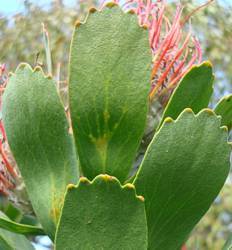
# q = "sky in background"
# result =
<box><xmin>0</xmin><ymin>0</ymin><xmax>231</xmax><ymax>16</ymax></box>
<box><xmin>0</xmin><ymin>0</ymin><xmax>77</xmax><ymax>15</ymax></box>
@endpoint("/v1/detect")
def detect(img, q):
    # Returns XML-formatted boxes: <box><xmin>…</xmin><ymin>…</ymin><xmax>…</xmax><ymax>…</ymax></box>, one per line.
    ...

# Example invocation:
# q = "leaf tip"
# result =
<box><xmin>33</xmin><ymin>66</ymin><xmax>53</xmax><ymax>79</ymax></box>
<box><xmin>184</xmin><ymin>108</ymin><xmax>194</xmax><ymax>114</ymax></box>
<box><xmin>15</xmin><ymin>62</ymin><xmax>32</xmax><ymax>73</ymax></box>
<box><xmin>202</xmin><ymin>60</ymin><xmax>213</xmax><ymax>68</ymax></box>
<box><xmin>34</xmin><ymin>66</ymin><xmax>43</xmax><ymax>72</ymax></box>
<box><xmin>203</xmin><ymin>108</ymin><xmax>215</xmax><ymax>116</ymax></box>
<box><xmin>221</xmin><ymin>125</ymin><xmax>228</xmax><ymax>132</ymax></box>
<box><xmin>164</xmin><ymin>117</ymin><xmax>174</xmax><ymax>124</ymax></box>
<box><xmin>127</xmin><ymin>9</ymin><xmax>136</xmax><ymax>14</ymax></box>
<box><xmin>99</xmin><ymin>174</ymin><xmax>114</xmax><ymax>182</ymax></box>
<box><xmin>75</xmin><ymin>20</ymin><xmax>82</xmax><ymax>28</ymax></box>
<box><xmin>8</xmin><ymin>72</ymin><xmax>14</xmax><ymax>78</ymax></box>
<box><xmin>137</xmin><ymin>195</ymin><xmax>145</xmax><ymax>202</ymax></box>
<box><xmin>226</xmin><ymin>95</ymin><xmax>232</xmax><ymax>101</ymax></box>
<box><xmin>124</xmin><ymin>183</ymin><xmax>135</xmax><ymax>190</ymax></box>
<box><xmin>105</xmin><ymin>2</ymin><xmax>118</xmax><ymax>8</ymax></box>
<box><xmin>141</xmin><ymin>24</ymin><xmax>149</xmax><ymax>30</ymax></box>
<box><xmin>89</xmin><ymin>7</ymin><xmax>97</xmax><ymax>13</ymax></box>
<box><xmin>67</xmin><ymin>184</ymin><xmax>76</xmax><ymax>190</ymax></box>
<box><xmin>79</xmin><ymin>177</ymin><xmax>90</xmax><ymax>184</ymax></box>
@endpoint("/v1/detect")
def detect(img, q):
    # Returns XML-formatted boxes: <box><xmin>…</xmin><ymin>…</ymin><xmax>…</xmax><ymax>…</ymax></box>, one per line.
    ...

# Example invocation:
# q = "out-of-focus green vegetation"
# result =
<box><xmin>0</xmin><ymin>1</ymin><xmax>232</xmax><ymax>249</ymax></box>
<box><xmin>187</xmin><ymin>183</ymin><xmax>232</xmax><ymax>250</ymax></box>
<box><xmin>0</xmin><ymin>0</ymin><xmax>97</xmax><ymax>79</ymax></box>
<box><xmin>181</xmin><ymin>0</ymin><xmax>232</xmax><ymax>101</ymax></box>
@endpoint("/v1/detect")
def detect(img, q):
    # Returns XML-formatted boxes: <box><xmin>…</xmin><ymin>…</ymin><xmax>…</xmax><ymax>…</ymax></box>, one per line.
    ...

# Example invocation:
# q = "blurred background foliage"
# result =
<box><xmin>180</xmin><ymin>0</ymin><xmax>232</xmax><ymax>104</ymax></box>
<box><xmin>0</xmin><ymin>0</ymin><xmax>97</xmax><ymax>80</ymax></box>
<box><xmin>0</xmin><ymin>0</ymin><xmax>232</xmax><ymax>249</ymax></box>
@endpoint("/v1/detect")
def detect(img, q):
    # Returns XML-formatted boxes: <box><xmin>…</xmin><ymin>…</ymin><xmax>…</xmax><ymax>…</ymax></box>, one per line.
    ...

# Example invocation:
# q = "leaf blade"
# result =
<box><xmin>69</xmin><ymin>5</ymin><xmax>151</xmax><ymax>182</ymax></box>
<box><xmin>2</xmin><ymin>64</ymin><xmax>79</xmax><ymax>240</ymax></box>
<box><xmin>55</xmin><ymin>175</ymin><xmax>147</xmax><ymax>250</ymax></box>
<box><xmin>0</xmin><ymin>212</ymin><xmax>35</xmax><ymax>250</ymax></box>
<box><xmin>134</xmin><ymin>109</ymin><xmax>230</xmax><ymax>250</ymax></box>
<box><xmin>215</xmin><ymin>94</ymin><xmax>232</xmax><ymax>130</ymax></box>
<box><xmin>0</xmin><ymin>213</ymin><xmax>45</xmax><ymax>236</ymax></box>
<box><xmin>159</xmin><ymin>61</ymin><xmax>214</xmax><ymax>128</ymax></box>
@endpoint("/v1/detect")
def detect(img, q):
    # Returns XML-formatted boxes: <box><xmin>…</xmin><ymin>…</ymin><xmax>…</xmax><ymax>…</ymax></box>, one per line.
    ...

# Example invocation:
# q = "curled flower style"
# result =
<box><xmin>0</xmin><ymin>64</ymin><xmax>17</xmax><ymax>195</ymax></box>
<box><xmin>100</xmin><ymin>0</ymin><xmax>203</xmax><ymax>100</ymax></box>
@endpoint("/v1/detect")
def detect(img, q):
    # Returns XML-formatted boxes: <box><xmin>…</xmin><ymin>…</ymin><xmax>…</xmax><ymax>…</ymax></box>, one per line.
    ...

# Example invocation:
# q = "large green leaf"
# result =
<box><xmin>0</xmin><ymin>212</ymin><xmax>35</xmax><ymax>250</ymax></box>
<box><xmin>134</xmin><ymin>109</ymin><xmax>230</xmax><ymax>250</ymax></box>
<box><xmin>69</xmin><ymin>4</ymin><xmax>151</xmax><ymax>182</ymax></box>
<box><xmin>215</xmin><ymin>94</ymin><xmax>232</xmax><ymax>130</ymax></box>
<box><xmin>0</xmin><ymin>213</ymin><xmax>45</xmax><ymax>235</ymax></box>
<box><xmin>55</xmin><ymin>175</ymin><xmax>147</xmax><ymax>250</ymax></box>
<box><xmin>2</xmin><ymin>64</ymin><xmax>79</xmax><ymax>240</ymax></box>
<box><xmin>159</xmin><ymin>61</ymin><xmax>214</xmax><ymax>127</ymax></box>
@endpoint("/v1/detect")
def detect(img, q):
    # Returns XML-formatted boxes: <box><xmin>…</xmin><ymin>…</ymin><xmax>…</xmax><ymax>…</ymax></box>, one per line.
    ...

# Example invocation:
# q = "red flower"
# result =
<box><xmin>0</xmin><ymin>64</ymin><xmax>17</xmax><ymax>195</ymax></box>
<box><xmin>100</xmin><ymin>0</ymin><xmax>202</xmax><ymax>100</ymax></box>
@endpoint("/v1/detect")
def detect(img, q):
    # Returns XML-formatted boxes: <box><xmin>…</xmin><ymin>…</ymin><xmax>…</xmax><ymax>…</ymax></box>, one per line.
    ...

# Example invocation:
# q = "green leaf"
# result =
<box><xmin>55</xmin><ymin>174</ymin><xmax>147</xmax><ymax>250</ymax></box>
<box><xmin>0</xmin><ymin>212</ymin><xmax>45</xmax><ymax>235</ymax></box>
<box><xmin>159</xmin><ymin>61</ymin><xmax>214</xmax><ymax>128</ymax></box>
<box><xmin>215</xmin><ymin>94</ymin><xmax>232</xmax><ymax>130</ymax></box>
<box><xmin>223</xmin><ymin>234</ymin><xmax>232</xmax><ymax>250</ymax></box>
<box><xmin>69</xmin><ymin>4</ymin><xmax>151</xmax><ymax>182</ymax></box>
<box><xmin>0</xmin><ymin>197</ymin><xmax>22</xmax><ymax>222</ymax></box>
<box><xmin>0</xmin><ymin>212</ymin><xmax>35</xmax><ymax>250</ymax></box>
<box><xmin>2</xmin><ymin>64</ymin><xmax>79</xmax><ymax>240</ymax></box>
<box><xmin>134</xmin><ymin>109</ymin><xmax>230</xmax><ymax>250</ymax></box>
<box><xmin>20</xmin><ymin>215</ymin><xmax>39</xmax><ymax>227</ymax></box>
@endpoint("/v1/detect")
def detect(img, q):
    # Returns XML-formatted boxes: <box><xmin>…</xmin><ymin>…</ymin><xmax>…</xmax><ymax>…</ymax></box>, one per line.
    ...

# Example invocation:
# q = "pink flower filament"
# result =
<box><xmin>100</xmin><ymin>0</ymin><xmax>202</xmax><ymax>100</ymax></box>
<box><xmin>0</xmin><ymin>64</ymin><xmax>17</xmax><ymax>196</ymax></box>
